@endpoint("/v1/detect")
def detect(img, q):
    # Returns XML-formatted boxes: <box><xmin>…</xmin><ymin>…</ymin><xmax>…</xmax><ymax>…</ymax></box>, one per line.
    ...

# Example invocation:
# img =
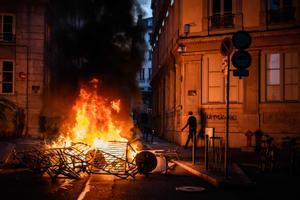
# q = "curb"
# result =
<box><xmin>0</xmin><ymin>143</ymin><xmax>15</xmax><ymax>167</ymax></box>
<box><xmin>229</xmin><ymin>163</ymin><xmax>255</xmax><ymax>187</ymax></box>
<box><xmin>171</xmin><ymin>160</ymin><xmax>255</xmax><ymax>188</ymax></box>
<box><xmin>170</xmin><ymin>160</ymin><xmax>221</xmax><ymax>187</ymax></box>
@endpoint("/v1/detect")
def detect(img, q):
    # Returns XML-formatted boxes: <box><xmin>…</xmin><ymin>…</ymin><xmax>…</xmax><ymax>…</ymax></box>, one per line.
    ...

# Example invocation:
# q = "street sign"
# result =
<box><xmin>232</xmin><ymin>31</ymin><xmax>252</xmax><ymax>49</ymax></box>
<box><xmin>231</xmin><ymin>50</ymin><xmax>252</xmax><ymax>69</ymax></box>
<box><xmin>233</xmin><ymin>69</ymin><xmax>249</xmax><ymax>77</ymax></box>
<box><xmin>19</xmin><ymin>72</ymin><xmax>26</xmax><ymax>80</ymax></box>
<box><xmin>220</xmin><ymin>37</ymin><xmax>233</xmax><ymax>56</ymax></box>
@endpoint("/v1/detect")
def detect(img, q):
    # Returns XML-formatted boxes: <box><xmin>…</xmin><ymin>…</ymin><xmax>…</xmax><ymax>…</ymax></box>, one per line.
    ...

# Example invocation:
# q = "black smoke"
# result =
<box><xmin>45</xmin><ymin>0</ymin><xmax>146</xmax><ymax>118</ymax></box>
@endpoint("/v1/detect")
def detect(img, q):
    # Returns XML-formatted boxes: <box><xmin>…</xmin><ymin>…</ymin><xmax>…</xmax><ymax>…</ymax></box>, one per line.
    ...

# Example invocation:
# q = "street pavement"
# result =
<box><xmin>0</xmin><ymin>136</ymin><xmax>300</xmax><ymax>199</ymax></box>
<box><xmin>0</xmin><ymin>135</ymin><xmax>289</xmax><ymax>185</ymax></box>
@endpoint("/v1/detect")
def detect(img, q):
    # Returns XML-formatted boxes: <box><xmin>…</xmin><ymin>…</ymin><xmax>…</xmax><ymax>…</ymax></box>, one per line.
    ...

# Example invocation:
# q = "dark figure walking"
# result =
<box><xmin>181</xmin><ymin>111</ymin><xmax>197</xmax><ymax>148</ymax></box>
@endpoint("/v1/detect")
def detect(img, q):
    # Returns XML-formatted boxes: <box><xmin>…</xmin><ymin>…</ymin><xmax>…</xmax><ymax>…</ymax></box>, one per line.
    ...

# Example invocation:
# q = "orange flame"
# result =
<box><xmin>54</xmin><ymin>79</ymin><xmax>128</xmax><ymax>148</ymax></box>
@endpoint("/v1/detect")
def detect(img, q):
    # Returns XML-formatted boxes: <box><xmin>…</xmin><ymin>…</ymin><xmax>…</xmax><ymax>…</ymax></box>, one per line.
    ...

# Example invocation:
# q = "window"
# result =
<box><xmin>265</xmin><ymin>52</ymin><xmax>299</xmax><ymax>101</ymax></box>
<box><xmin>270</xmin><ymin>0</ymin><xmax>293</xmax><ymax>10</ymax></box>
<box><xmin>210</xmin><ymin>0</ymin><xmax>233</xmax><ymax>29</ymax></box>
<box><xmin>139</xmin><ymin>68</ymin><xmax>145</xmax><ymax>81</ymax></box>
<box><xmin>147</xmin><ymin>19</ymin><xmax>152</xmax><ymax>27</ymax></box>
<box><xmin>202</xmin><ymin>54</ymin><xmax>242</xmax><ymax>104</ymax></box>
<box><xmin>148</xmin><ymin>50</ymin><xmax>152</xmax><ymax>60</ymax></box>
<box><xmin>266</xmin><ymin>54</ymin><xmax>281</xmax><ymax>100</ymax></box>
<box><xmin>268</xmin><ymin>0</ymin><xmax>295</xmax><ymax>24</ymax></box>
<box><xmin>1</xmin><ymin>61</ymin><xmax>14</xmax><ymax>94</ymax></box>
<box><xmin>208</xmin><ymin>60</ymin><xmax>224</xmax><ymax>102</ymax></box>
<box><xmin>0</xmin><ymin>14</ymin><xmax>15</xmax><ymax>41</ymax></box>
<box><xmin>148</xmin><ymin>68</ymin><xmax>152</xmax><ymax>81</ymax></box>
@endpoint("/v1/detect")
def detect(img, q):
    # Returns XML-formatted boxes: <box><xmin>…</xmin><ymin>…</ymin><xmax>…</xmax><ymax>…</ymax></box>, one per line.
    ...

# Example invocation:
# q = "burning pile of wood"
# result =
<box><xmin>12</xmin><ymin>79</ymin><xmax>164</xmax><ymax>179</ymax></box>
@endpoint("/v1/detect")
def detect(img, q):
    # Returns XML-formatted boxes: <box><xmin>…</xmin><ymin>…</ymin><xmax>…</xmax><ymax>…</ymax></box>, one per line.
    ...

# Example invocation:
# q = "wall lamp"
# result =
<box><xmin>177</xmin><ymin>44</ymin><xmax>186</xmax><ymax>52</ymax></box>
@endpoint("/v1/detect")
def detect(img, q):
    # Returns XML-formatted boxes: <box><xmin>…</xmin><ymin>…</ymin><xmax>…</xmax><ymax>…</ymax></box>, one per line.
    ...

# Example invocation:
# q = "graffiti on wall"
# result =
<box><xmin>205</xmin><ymin>113</ymin><xmax>237</xmax><ymax>121</ymax></box>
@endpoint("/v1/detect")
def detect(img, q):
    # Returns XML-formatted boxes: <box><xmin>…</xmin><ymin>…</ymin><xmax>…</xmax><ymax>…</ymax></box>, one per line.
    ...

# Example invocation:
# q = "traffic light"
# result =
<box><xmin>231</xmin><ymin>31</ymin><xmax>252</xmax><ymax>77</ymax></box>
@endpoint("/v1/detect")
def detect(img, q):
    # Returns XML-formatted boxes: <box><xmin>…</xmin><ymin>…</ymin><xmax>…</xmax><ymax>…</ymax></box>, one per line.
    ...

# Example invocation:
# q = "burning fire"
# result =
<box><xmin>52</xmin><ymin>78</ymin><xmax>129</xmax><ymax>148</ymax></box>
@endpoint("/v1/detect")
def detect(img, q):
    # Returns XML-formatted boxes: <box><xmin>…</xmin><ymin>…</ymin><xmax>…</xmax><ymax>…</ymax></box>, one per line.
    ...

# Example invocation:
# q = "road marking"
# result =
<box><xmin>77</xmin><ymin>176</ymin><xmax>91</xmax><ymax>200</ymax></box>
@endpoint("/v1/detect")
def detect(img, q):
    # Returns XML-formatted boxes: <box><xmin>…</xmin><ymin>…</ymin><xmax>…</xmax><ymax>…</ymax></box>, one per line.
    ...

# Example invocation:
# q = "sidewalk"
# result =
<box><xmin>143</xmin><ymin>135</ymin><xmax>254</xmax><ymax>188</ymax></box>
<box><xmin>0</xmin><ymin>138</ymin><xmax>42</xmax><ymax>168</ymax></box>
<box><xmin>0</xmin><ymin>142</ymin><xmax>15</xmax><ymax>167</ymax></box>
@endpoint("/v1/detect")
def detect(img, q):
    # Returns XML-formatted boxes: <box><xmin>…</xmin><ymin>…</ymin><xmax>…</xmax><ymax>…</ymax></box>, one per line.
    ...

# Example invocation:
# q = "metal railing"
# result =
<box><xmin>14</xmin><ymin>141</ymin><xmax>139</xmax><ymax>180</ymax></box>
<box><xmin>257</xmin><ymin>134</ymin><xmax>279</xmax><ymax>172</ymax></box>
<box><xmin>255</xmin><ymin>133</ymin><xmax>300</xmax><ymax>174</ymax></box>
<box><xmin>208</xmin><ymin>13</ymin><xmax>236</xmax><ymax>30</ymax></box>
<box><xmin>0</xmin><ymin>33</ymin><xmax>16</xmax><ymax>43</ymax></box>
<box><xmin>205</xmin><ymin>135</ymin><xmax>224</xmax><ymax>172</ymax></box>
<box><xmin>267</xmin><ymin>7</ymin><xmax>296</xmax><ymax>25</ymax></box>
<box><xmin>278</xmin><ymin>136</ymin><xmax>300</xmax><ymax>174</ymax></box>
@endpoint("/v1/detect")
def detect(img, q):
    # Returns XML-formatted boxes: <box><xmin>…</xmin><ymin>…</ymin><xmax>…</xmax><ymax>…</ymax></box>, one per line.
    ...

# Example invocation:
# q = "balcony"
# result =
<box><xmin>0</xmin><ymin>33</ymin><xmax>16</xmax><ymax>43</ymax></box>
<box><xmin>208</xmin><ymin>13</ymin><xmax>235</xmax><ymax>30</ymax></box>
<box><xmin>267</xmin><ymin>7</ymin><xmax>296</xmax><ymax>25</ymax></box>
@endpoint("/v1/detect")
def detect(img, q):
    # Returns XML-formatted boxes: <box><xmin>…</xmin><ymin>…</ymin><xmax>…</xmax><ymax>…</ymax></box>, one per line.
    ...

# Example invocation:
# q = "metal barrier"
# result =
<box><xmin>279</xmin><ymin>136</ymin><xmax>300</xmax><ymax>174</ymax></box>
<box><xmin>257</xmin><ymin>135</ymin><xmax>278</xmax><ymax>172</ymax></box>
<box><xmin>14</xmin><ymin>142</ymin><xmax>139</xmax><ymax>180</ymax></box>
<box><xmin>205</xmin><ymin>135</ymin><xmax>224</xmax><ymax>172</ymax></box>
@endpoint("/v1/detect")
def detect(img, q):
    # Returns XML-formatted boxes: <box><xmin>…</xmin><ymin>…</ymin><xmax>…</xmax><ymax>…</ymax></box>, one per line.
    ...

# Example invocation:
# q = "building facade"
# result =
<box><xmin>151</xmin><ymin>0</ymin><xmax>300</xmax><ymax>147</ymax></box>
<box><xmin>0</xmin><ymin>0</ymin><xmax>48</xmax><ymax>137</ymax></box>
<box><xmin>138</xmin><ymin>17</ymin><xmax>153</xmax><ymax>105</ymax></box>
<box><xmin>135</xmin><ymin>17</ymin><xmax>153</xmax><ymax>128</ymax></box>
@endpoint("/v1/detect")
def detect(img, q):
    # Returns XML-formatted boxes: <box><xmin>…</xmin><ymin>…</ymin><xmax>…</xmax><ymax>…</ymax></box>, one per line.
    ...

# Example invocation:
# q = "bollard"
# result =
<box><xmin>192</xmin><ymin>133</ymin><xmax>196</xmax><ymax>165</ymax></box>
<box><xmin>205</xmin><ymin>134</ymin><xmax>209</xmax><ymax>170</ymax></box>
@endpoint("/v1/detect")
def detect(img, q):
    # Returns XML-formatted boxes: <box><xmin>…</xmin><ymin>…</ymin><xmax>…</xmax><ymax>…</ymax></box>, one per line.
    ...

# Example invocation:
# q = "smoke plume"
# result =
<box><xmin>44</xmin><ymin>0</ymin><xmax>146</xmax><ymax>121</ymax></box>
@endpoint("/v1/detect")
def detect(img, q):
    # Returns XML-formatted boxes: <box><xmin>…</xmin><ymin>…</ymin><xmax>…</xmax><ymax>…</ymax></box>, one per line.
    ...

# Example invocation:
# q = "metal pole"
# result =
<box><xmin>225</xmin><ymin>55</ymin><xmax>230</xmax><ymax>179</ymax></box>
<box><xmin>192</xmin><ymin>133</ymin><xmax>196</xmax><ymax>165</ymax></box>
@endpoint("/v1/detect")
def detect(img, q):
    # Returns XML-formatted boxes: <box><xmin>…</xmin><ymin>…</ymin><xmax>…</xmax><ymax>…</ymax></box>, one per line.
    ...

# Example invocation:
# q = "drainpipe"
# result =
<box><xmin>170</xmin><ymin>50</ymin><xmax>177</xmax><ymax>142</ymax></box>
<box><xmin>178</xmin><ymin>0</ymin><xmax>182</xmax><ymax>37</ymax></box>
<box><xmin>25</xmin><ymin>45</ymin><xmax>29</xmax><ymax>137</ymax></box>
<box><xmin>258</xmin><ymin>49</ymin><xmax>261</xmax><ymax>130</ymax></box>
<box><xmin>207</xmin><ymin>0</ymin><xmax>210</xmax><ymax>35</ymax></box>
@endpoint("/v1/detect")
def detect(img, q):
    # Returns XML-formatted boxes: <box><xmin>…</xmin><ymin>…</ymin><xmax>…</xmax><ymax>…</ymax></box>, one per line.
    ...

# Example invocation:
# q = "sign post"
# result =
<box><xmin>220</xmin><ymin>31</ymin><xmax>252</xmax><ymax>179</ymax></box>
<box><xmin>225</xmin><ymin>53</ymin><xmax>230</xmax><ymax>179</ymax></box>
<box><xmin>220</xmin><ymin>37</ymin><xmax>233</xmax><ymax>179</ymax></box>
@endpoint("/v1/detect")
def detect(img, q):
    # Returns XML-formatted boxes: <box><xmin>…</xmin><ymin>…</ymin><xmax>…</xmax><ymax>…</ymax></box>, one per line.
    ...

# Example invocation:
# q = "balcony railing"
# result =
<box><xmin>0</xmin><ymin>33</ymin><xmax>16</xmax><ymax>43</ymax></box>
<box><xmin>208</xmin><ymin>13</ymin><xmax>235</xmax><ymax>30</ymax></box>
<box><xmin>267</xmin><ymin>7</ymin><xmax>296</xmax><ymax>25</ymax></box>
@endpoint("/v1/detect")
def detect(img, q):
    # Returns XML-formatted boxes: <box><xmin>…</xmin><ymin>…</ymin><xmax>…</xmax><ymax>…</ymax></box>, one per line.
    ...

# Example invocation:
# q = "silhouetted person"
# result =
<box><xmin>129</xmin><ymin>122</ymin><xmax>143</xmax><ymax>150</ymax></box>
<box><xmin>181</xmin><ymin>111</ymin><xmax>197</xmax><ymax>148</ymax></box>
<box><xmin>141</xmin><ymin>113</ymin><xmax>151</xmax><ymax>142</ymax></box>
<box><xmin>130</xmin><ymin>122</ymin><xmax>142</xmax><ymax>143</ymax></box>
